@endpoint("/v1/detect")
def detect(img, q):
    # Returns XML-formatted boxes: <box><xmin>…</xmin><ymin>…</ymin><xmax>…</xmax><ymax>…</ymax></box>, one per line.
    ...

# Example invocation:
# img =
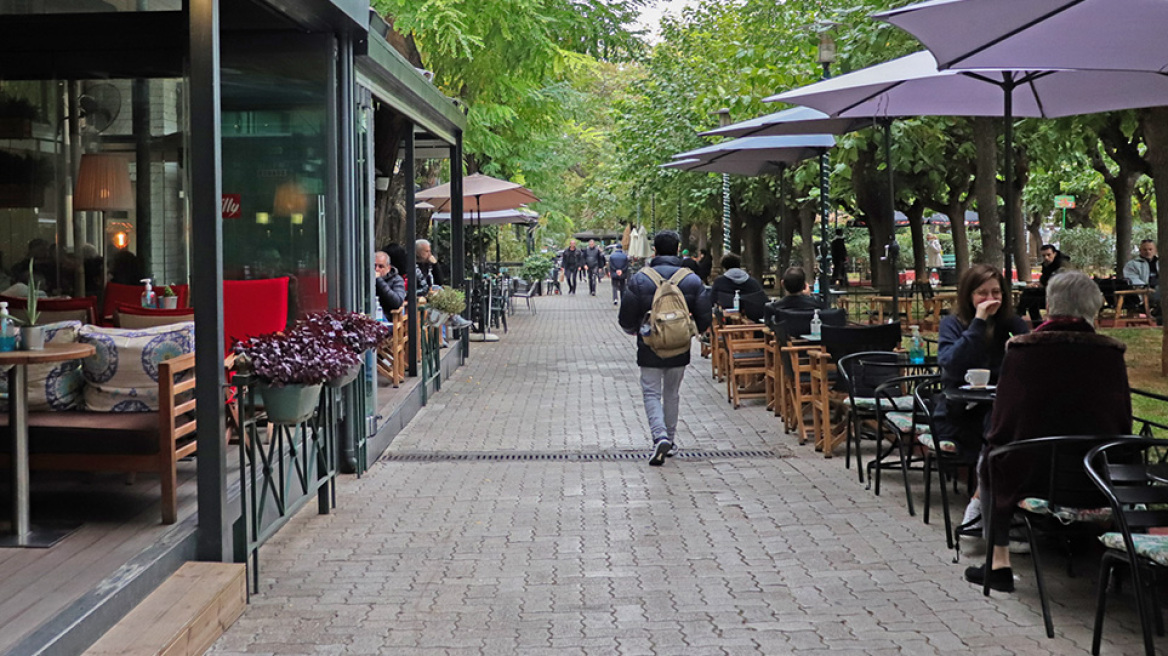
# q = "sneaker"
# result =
<box><xmin>666</xmin><ymin>441</ymin><xmax>679</xmax><ymax>457</ymax></box>
<box><xmin>649</xmin><ymin>440</ymin><xmax>671</xmax><ymax>467</ymax></box>
<box><xmin>447</xmin><ymin>315</ymin><xmax>474</xmax><ymax>329</ymax></box>
<box><xmin>958</xmin><ymin>534</ymin><xmax>986</xmax><ymax>558</ymax></box>
<box><xmin>964</xmin><ymin>564</ymin><xmax>1015</xmax><ymax>592</ymax></box>
<box><xmin>613</xmin><ymin>300</ymin><xmax>618</xmax><ymax>306</ymax></box>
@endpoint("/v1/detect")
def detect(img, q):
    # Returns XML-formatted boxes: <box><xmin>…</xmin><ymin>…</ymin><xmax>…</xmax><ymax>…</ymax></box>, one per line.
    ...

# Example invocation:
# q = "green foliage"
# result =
<box><xmin>519</xmin><ymin>254</ymin><xmax>554</xmax><ymax>282</ymax></box>
<box><xmin>1058</xmin><ymin>227</ymin><xmax>1116</xmax><ymax>275</ymax></box>
<box><xmin>25</xmin><ymin>259</ymin><xmax>39</xmax><ymax>326</ymax></box>
<box><xmin>426</xmin><ymin>287</ymin><xmax>467</xmax><ymax>315</ymax></box>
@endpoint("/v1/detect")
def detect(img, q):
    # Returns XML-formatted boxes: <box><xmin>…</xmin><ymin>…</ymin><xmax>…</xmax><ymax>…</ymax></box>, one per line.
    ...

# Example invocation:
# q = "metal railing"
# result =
<box><xmin>1131</xmin><ymin>387</ymin><xmax>1168</xmax><ymax>438</ymax></box>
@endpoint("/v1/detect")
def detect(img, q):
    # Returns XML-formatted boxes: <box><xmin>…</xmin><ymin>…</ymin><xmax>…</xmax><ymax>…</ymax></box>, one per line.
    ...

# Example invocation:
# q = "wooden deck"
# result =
<box><xmin>0</xmin><ymin>340</ymin><xmax>464</xmax><ymax>654</ymax></box>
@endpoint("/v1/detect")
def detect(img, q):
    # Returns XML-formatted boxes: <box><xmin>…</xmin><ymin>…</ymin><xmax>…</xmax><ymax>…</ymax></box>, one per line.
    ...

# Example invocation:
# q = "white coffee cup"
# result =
<box><xmin>964</xmin><ymin>369</ymin><xmax>991</xmax><ymax>388</ymax></box>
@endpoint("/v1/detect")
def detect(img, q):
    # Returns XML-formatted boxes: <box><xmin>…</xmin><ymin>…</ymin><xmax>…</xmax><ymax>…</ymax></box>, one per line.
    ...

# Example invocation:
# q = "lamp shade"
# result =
<box><xmin>272</xmin><ymin>179</ymin><xmax>308</xmax><ymax>217</ymax></box>
<box><xmin>73</xmin><ymin>153</ymin><xmax>133</xmax><ymax>211</ymax></box>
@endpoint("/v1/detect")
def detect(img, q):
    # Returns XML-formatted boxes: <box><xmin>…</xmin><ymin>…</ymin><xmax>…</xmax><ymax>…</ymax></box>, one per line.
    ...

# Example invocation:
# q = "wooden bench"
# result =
<box><xmin>83</xmin><ymin>561</ymin><xmax>245</xmax><ymax>656</ymax></box>
<box><xmin>0</xmin><ymin>353</ymin><xmax>197</xmax><ymax>524</ymax></box>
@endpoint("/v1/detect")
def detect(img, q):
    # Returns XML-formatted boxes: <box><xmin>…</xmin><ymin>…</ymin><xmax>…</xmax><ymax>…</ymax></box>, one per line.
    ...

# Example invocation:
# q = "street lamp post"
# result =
<box><xmin>817</xmin><ymin>31</ymin><xmax>836</xmax><ymax>307</ymax></box>
<box><xmin>713</xmin><ymin>108</ymin><xmax>732</xmax><ymax>256</ymax></box>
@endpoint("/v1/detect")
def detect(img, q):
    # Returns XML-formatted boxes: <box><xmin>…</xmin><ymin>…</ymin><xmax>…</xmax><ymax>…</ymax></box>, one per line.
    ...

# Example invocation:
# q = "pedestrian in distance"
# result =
<box><xmin>561</xmin><ymin>239</ymin><xmax>583</xmax><ymax>295</ymax></box>
<box><xmin>583</xmin><ymin>239</ymin><xmax>604</xmax><ymax>296</ymax></box>
<box><xmin>608</xmin><ymin>243</ymin><xmax>629</xmax><ymax>306</ymax></box>
<box><xmin>618</xmin><ymin>230</ymin><xmax>712</xmax><ymax>466</ymax></box>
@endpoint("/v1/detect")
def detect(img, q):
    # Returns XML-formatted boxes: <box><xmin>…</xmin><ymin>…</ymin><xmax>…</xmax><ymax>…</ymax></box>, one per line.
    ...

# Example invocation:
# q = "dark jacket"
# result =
<box><xmin>980</xmin><ymin>319</ymin><xmax>1130</xmax><ymax>542</ymax></box>
<box><xmin>618</xmin><ymin>255</ymin><xmax>712</xmax><ymax>368</ymax></box>
<box><xmin>375</xmin><ymin>268</ymin><xmax>406</xmax><ymax>315</ymax></box>
<box><xmin>934</xmin><ymin>313</ymin><xmax>1030</xmax><ymax>448</ymax></box>
<box><xmin>608</xmin><ymin>249</ymin><xmax>630</xmax><ymax>279</ymax></box>
<box><xmin>1039</xmin><ymin>253</ymin><xmax>1070</xmax><ymax>288</ymax></box>
<box><xmin>583</xmin><ymin>246</ymin><xmax>604</xmax><ymax>270</ymax></box>
<box><xmin>697</xmin><ymin>258</ymin><xmax>712</xmax><ymax>283</ymax></box>
<box><xmin>562</xmin><ymin>247</ymin><xmax>583</xmax><ymax>271</ymax></box>
<box><xmin>710</xmin><ymin>268</ymin><xmax>767</xmax><ymax>322</ymax></box>
<box><xmin>772</xmin><ymin>294</ymin><xmax>823</xmax><ymax>311</ymax></box>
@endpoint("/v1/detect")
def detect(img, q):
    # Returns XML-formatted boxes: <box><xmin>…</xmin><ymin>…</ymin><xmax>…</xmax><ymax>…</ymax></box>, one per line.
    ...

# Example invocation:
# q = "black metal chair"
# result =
<box><xmin>912</xmin><ymin>378</ymin><xmax>977</xmax><ymax>548</ymax></box>
<box><xmin>819</xmin><ymin>322</ymin><xmax>902</xmax><ymax>367</ymax></box>
<box><xmin>510</xmin><ymin>279</ymin><xmax>538</xmax><ymax>314</ymax></box>
<box><xmin>836</xmin><ymin>350</ymin><xmax>902</xmax><ymax>483</ymax></box>
<box><xmin>983</xmin><ymin>435</ymin><xmax>1139</xmax><ymax>638</ymax></box>
<box><xmin>1084</xmin><ymin>437</ymin><xmax>1168</xmax><ymax>656</ymax></box>
<box><xmin>870</xmin><ymin>372</ymin><xmax>938</xmax><ymax>517</ymax></box>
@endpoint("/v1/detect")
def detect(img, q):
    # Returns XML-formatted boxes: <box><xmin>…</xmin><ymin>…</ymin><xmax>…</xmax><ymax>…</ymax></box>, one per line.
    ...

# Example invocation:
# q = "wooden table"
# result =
<box><xmin>871</xmin><ymin>296</ymin><xmax>913</xmax><ymax>324</ymax></box>
<box><xmin>1114</xmin><ymin>288</ymin><xmax>1155</xmax><ymax>327</ymax></box>
<box><xmin>0</xmin><ymin>343</ymin><xmax>95</xmax><ymax>548</ymax></box>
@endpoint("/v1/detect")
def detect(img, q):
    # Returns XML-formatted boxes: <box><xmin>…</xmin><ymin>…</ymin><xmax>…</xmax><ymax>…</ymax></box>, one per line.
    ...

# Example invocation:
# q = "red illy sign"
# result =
<box><xmin>222</xmin><ymin>194</ymin><xmax>241</xmax><ymax>218</ymax></box>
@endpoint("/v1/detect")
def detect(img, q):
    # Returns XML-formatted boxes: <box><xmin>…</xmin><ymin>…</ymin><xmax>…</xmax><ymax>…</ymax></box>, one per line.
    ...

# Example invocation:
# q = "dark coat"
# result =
<box><xmin>980</xmin><ymin>321</ymin><xmax>1131</xmax><ymax>539</ymax></box>
<box><xmin>1039</xmin><ymin>253</ymin><xmax>1070</xmax><ymax>288</ymax></box>
<box><xmin>375</xmin><ymin>268</ymin><xmax>406</xmax><ymax>315</ymax></box>
<box><xmin>562</xmin><ymin>247</ymin><xmax>583</xmax><ymax>271</ymax></box>
<box><xmin>710</xmin><ymin>269</ymin><xmax>767</xmax><ymax>322</ymax></box>
<box><xmin>608</xmin><ymin>250</ymin><xmax>630</xmax><ymax>279</ymax></box>
<box><xmin>618</xmin><ymin>255</ymin><xmax>712</xmax><ymax>368</ymax></box>
<box><xmin>583</xmin><ymin>246</ymin><xmax>604</xmax><ymax>269</ymax></box>
<box><xmin>772</xmin><ymin>294</ymin><xmax>823</xmax><ymax>312</ymax></box>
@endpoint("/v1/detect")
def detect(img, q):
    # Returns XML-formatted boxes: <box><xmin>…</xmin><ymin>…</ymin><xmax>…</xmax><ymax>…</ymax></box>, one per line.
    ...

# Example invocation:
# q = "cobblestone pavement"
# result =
<box><xmin>211</xmin><ymin>280</ymin><xmax>1150</xmax><ymax>655</ymax></box>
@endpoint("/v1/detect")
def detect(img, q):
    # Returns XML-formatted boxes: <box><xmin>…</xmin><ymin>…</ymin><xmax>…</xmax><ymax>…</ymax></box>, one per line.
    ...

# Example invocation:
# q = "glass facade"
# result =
<box><xmin>0</xmin><ymin>0</ymin><xmax>180</xmax><ymax>13</ymax></box>
<box><xmin>221</xmin><ymin>34</ymin><xmax>335</xmax><ymax>320</ymax></box>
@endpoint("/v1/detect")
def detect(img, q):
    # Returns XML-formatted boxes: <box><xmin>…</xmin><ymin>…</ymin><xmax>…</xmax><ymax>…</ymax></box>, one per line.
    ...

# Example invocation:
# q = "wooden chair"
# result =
<box><xmin>1114</xmin><ymin>288</ymin><xmax>1155</xmax><ymax>327</ymax></box>
<box><xmin>721</xmin><ymin>322</ymin><xmax>768</xmax><ymax>408</ymax></box>
<box><xmin>809</xmin><ymin>349</ymin><xmax>847</xmax><ymax>455</ymax></box>
<box><xmin>709</xmin><ymin>310</ymin><xmax>728</xmax><ymax>382</ymax></box>
<box><xmin>780</xmin><ymin>342</ymin><xmax>821</xmax><ymax>444</ymax></box>
<box><xmin>376</xmin><ymin>307</ymin><xmax>407</xmax><ymax>387</ymax></box>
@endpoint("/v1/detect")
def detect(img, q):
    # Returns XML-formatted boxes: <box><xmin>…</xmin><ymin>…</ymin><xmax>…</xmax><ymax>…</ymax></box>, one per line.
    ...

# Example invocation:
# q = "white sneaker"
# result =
<box><xmin>959</xmin><ymin>534</ymin><xmax>986</xmax><ymax>558</ymax></box>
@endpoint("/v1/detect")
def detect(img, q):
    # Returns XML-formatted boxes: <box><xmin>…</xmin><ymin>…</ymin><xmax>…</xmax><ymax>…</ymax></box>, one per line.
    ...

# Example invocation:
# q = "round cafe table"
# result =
<box><xmin>0</xmin><ymin>343</ymin><xmax>95</xmax><ymax>548</ymax></box>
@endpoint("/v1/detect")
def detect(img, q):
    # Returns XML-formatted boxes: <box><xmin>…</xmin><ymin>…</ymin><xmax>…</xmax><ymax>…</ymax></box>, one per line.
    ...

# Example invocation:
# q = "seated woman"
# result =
<box><xmin>936</xmin><ymin>264</ymin><xmax>1030</xmax><ymax>454</ymax></box>
<box><xmin>965</xmin><ymin>271</ymin><xmax>1131</xmax><ymax>592</ymax></box>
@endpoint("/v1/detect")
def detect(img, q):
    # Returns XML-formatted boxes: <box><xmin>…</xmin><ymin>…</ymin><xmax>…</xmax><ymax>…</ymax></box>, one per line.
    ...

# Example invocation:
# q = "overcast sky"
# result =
<box><xmin>634</xmin><ymin>0</ymin><xmax>703</xmax><ymax>43</ymax></box>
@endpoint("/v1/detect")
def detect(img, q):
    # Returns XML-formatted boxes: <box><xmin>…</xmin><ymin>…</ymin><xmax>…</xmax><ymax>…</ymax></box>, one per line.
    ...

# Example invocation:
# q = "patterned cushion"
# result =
<box><xmin>1098</xmin><ymin>533</ymin><xmax>1168</xmax><ymax>567</ymax></box>
<box><xmin>79</xmin><ymin>322</ymin><xmax>195</xmax><ymax>412</ymax></box>
<box><xmin>853</xmin><ymin>395</ymin><xmax>914</xmax><ymax>411</ymax></box>
<box><xmin>917</xmin><ymin>432</ymin><xmax>958</xmax><ymax>453</ymax></box>
<box><xmin>0</xmin><ymin>320</ymin><xmax>85</xmax><ymax>411</ymax></box>
<box><xmin>885</xmin><ymin>411</ymin><xmax>929</xmax><ymax>435</ymax></box>
<box><xmin>1018</xmin><ymin>497</ymin><xmax>1113</xmax><ymax>524</ymax></box>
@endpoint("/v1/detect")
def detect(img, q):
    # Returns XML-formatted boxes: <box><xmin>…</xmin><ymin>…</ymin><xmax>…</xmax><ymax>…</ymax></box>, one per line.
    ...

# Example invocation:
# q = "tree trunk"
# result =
<box><xmin>947</xmin><ymin>208</ymin><xmax>970</xmax><ymax>278</ymax></box>
<box><xmin>1139</xmin><ymin>106</ymin><xmax>1168</xmax><ymax>376</ymax></box>
<box><xmin>906</xmin><ymin>200</ymin><xmax>926</xmax><ymax>280</ymax></box>
<box><xmin>741</xmin><ymin>211</ymin><xmax>769</xmax><ymax>279</ymax></box>
<box><xmin>852</xmin><ymin>143</ymin><xmax>894</xmax><ymax>291</ymax></box>
<box><xmin>1009</xmin><ymin>146</ymin><xmax>1031</xmax><ymax>279</ymax></box>
<box><xmin>972</xmin><ymin>117</ymin><xmax>1003</xmax><ymax>269</ymax></box>
<box><xmin>799</xmin><ymin>204</ymin><xmax>815</xmax><ymax>274</ymax></box>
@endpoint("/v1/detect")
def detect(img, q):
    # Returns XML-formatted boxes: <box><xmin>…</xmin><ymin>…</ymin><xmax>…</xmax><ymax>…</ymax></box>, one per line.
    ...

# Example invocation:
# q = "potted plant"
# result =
<box><xmin>158</xmin><ymin>284</ymin><xmax>178</xmax><ymax>309</ymax></box>
<box><xmin>519</xmin><ymin>254</ymin><xmax>554</xmax><ymax>296</ymax></box>
<box><xmin>20</xmin><ymin>259</ymin><xmax>43</xmax><ymax>350</ymax></box>
<box><xmin>424</xmin><ymin>287</ymin><xmax>466</xmax><ymax>326</ymax></box>
<box><xmin>296</xmin><ymin>310</ymin><xmax>389</xmax><ymax>387</ymax></box>
<box><xmin>233</xmin><ymin>329</ymin><xmax>359</xmax><ymax>424</ymax></box>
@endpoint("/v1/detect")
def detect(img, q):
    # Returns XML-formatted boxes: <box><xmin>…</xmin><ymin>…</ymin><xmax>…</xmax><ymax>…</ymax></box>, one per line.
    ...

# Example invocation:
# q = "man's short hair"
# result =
<box><xmin>782</xmin><ymin>267</ymin><xmax>807</xmax><ymax>295</ymax></box>
<box><xmin>415</xmin><ymin>239</ymin><xmax>431</xmax><ymax>255</ymax></box>
<box><xmin>1046</xmin><ymin>270</ymin><xmax>1103</xmax><ymax>325</ymax></box>
<box><xmin>721</xmin><ymin>253</ymin><xmax>741</xmax><ymax>270</ymax></box>
<box><xmin>1141</xmin><ymin>239</ymin><xmax>1156</xmax><ymax>246</ymax></box>
<box><xmin>653</xmin><ymin>230</ymin><xmax>680</xmax><ymax>256</ymax></box>
<box><xmin>1040</xmin><ymin>243</ymin><xmax>1056</xmax><ymax>253</ymax></box>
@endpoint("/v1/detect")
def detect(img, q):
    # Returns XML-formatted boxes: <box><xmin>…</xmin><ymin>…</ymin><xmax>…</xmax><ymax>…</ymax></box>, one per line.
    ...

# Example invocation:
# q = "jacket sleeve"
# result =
<box><xmin>1123</xmin><ymin>259</ymin><xmax>1145</xmax><ymax>285</ymax></box>
<box><xmin>618</xmin><ymin>275</ymin><xmax>643</xmax><ymax>335</ymax></box>
<box><xmin>938</xmin><ymin>316</ymin><xmax>989</xmax><ymax>377</ymax></box>
<box><xmin>375</xmin><ymin>274</ymin><xmax>405</xmax><ymax>312</ymax></box>
<box><xmin>691</xmin><ymin>283</ymin><xmax>713</xmax><ymax>333</ymax></box>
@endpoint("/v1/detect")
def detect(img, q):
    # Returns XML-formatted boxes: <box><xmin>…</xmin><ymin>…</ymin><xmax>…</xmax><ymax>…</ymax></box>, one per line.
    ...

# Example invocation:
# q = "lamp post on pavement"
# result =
<box><xmin>713</xmin><ymin>108</ymin><xmax>732</xmax><ymax>256</ymax></box>
<box><xmin>816</xmin><ymin>30</ymin><xmax>836</xmax><ymax>307</ymax></box>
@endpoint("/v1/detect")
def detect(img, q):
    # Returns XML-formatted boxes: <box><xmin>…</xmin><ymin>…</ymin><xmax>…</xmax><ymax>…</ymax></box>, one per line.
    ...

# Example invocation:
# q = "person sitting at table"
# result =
<box><xmin>1015</xmin><ymin>244</ymin><xmax>1069</xmax><ymax>322</ymax></box>
<box><xmin>710</xmin><ymin>253</ymin><xmax>767</xmax><ymax>322</ymax></box>
<box><xmin>937</xmin><ymin>264</ymin><xmax>1030</xmax><ymax>553</ymax></box>
<box><xmin>964</xmin><ymin>270</ymin><xmax>1130</xmax><ymax>592</ymax></box>
<box><xmin>1122</xmin><ymin>239</ymin><xmax>1159</xmax><ymax>321</ymax></box>
<box><xmin>771</xmin><ymin>267</ymin><xmax>823</xmax><ymax>311</ymax></box>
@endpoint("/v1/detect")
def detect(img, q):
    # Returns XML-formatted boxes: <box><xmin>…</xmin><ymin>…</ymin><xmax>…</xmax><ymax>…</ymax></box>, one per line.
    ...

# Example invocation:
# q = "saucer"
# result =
<box><xmin>959</xmin><ymin>384</ymin><xmax>996</xmax><ymax>391</ymax></box>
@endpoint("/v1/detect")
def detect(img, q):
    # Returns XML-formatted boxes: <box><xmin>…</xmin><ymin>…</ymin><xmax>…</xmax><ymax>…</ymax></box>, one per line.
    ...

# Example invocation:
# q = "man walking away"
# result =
<box><xmin>562</xmin><ymin>239</ymin><xmax>582</xmax><ymax>295</ymax></box>
<box><xmin>583</xmin><ymin>239</ymin><xmax>604</xmax><ymax>296</ymax></box>
<box><xmin>619</xmin><ymin>230</ymin><xmax>712</xmax><ymax>466</ymax></box>
<box><xmin>608</xmin><ymin>243</ymin><xmax>629</xmax><ymax>306</ymax></box>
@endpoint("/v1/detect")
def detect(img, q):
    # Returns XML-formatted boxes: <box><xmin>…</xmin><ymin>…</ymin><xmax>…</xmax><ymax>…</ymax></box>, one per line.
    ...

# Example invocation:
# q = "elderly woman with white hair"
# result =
<box><xmin>965</xmin><ymin>270</ymin><xmax>1131</xmax><ymax>592</ymax></box>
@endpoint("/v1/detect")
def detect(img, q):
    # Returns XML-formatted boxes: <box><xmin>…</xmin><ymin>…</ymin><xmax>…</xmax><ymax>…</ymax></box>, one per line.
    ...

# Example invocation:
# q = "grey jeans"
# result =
<box><xmin>640</xmin><ymin>366</ymin><xmax>685</xmax><ymax>444</ymax></box>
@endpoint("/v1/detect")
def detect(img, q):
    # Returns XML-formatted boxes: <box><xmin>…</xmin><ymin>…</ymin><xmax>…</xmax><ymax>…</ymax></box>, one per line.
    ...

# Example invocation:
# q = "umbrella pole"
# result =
<box><xmin>1003</xmin><ymin>75</ymin><xmax>1016</xmax><ymax>286</ymax></box>
<box><xmin>884</xmin><ymin>119</ymin><xmax>901</xmax><ymax>324</ymax></box>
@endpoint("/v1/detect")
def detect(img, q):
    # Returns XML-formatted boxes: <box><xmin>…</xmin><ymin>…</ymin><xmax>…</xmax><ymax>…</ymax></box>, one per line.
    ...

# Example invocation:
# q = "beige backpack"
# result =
<box><xmin>641</xmin><ymin>268</ymin><xmax>698</xmax><ymax>358</ymax></box>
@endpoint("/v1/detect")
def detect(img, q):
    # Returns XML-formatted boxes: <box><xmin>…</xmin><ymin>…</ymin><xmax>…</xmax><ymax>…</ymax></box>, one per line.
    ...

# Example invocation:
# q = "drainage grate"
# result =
<box><xmin>380</xmin><ymin>449</ymin><xmax>784</xmax><ymax>463</ymax></box>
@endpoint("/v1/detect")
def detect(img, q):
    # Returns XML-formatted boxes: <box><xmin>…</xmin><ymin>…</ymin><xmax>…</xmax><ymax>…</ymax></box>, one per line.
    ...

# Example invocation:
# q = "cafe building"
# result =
<box><xmin>0</xmin><ymin>1</ymin><xmax>466</xmax><ymax>652</ymax></box>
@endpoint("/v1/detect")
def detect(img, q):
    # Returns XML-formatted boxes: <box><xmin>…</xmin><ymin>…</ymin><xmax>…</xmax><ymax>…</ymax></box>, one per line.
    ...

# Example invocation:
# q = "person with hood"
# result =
<box><xmin>710</xmin><ymin>253</ymin><xmax>767</xmax><ymax>322</ymax></box>
<box><xmin>561</xmin><ymin>239</ymin><xmax>583</xmax><ymax>294</ymax></box>
<box><xmin>1016</xmin><ymin>244</ymin><xmax>1070</xmax><ymax>322</ymax></box>
<box><xmin>582</xmin><ymin>239</ymin><xmax>605</xmax><ymax>296</ymax></box>
<box><xmin>608</xmin><ymin>243</ymin><xmax>629</xmax><ymax>306</ymax></box>
<box><xmin>618</xmin><ymin>230</ymin><xmax>712</xmax><ymax>466</ymax></box>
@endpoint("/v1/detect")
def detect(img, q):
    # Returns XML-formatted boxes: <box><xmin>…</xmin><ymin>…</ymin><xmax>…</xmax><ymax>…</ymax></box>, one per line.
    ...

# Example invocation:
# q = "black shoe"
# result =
<box><xmin>665</xmin><ymin>442</ymin><xmax>678</xmax><ymax>457</ymax></box>
<box><xmin>649</xmin><ymin>440</ymin><xmax>671</xmax><ymax>467</ymax></box>
<box><xmin>964</xmin><ymin>564</ymin><xmax>1014</xmax><ymax>592</ymax></box>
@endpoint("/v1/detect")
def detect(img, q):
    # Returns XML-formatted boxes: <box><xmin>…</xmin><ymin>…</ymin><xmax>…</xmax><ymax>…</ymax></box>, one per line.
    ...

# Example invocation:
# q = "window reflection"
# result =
<box><xmin>0</xmin><ymin>0</ymin><xmax>180</xmax><ymax>14</ymax></box>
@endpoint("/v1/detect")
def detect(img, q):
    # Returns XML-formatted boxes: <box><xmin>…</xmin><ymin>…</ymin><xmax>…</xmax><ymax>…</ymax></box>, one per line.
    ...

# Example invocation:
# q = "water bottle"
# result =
<box><xmin>810</xmin><ymin>309</ymin><xmax>822</xmax><ymax>337</ymax></box>
<box><xmin>0</xmin><ymin>302</ymin><xmax>16</xmax><ymax>352</ymax></box>
<box><xmin>813</xmin><ymin>277</ymin><xmax>820</xmax><ymax>295</ymax></box>
<box><xmin>732</xmin><ymin>290</ymin><xmax>740</xmax><ymax>312</ymax></box>
<box><xmin>909</xmin><ymin>325</ymin><xmax>925</xmax><ymax>365</ymax></box>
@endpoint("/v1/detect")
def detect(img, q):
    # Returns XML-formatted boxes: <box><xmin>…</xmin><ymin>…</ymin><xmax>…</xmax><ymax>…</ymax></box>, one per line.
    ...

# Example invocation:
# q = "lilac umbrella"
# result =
<box><xmin>672</xmin><ymin>134</ymin><xmax>837</xmax><ymax>164</ymax></box>
<box><xmin>767</xmin><ymin>50</ymin><xmax>1168</xmax><ymax>279</ymax></box>
<box><xmin>699</xmin><ymin>106</ymin><xmax>875</xmax><ymax>139</ymax></box>
<box><xmin>876</xmin><ymin>0</ymin><xmax>1168</xmax><ymax>73</ymax></box>
<box><xmin>662</xmin><ymin>158</ymin><xmax>792</xmax><ymax>176</ymax></box>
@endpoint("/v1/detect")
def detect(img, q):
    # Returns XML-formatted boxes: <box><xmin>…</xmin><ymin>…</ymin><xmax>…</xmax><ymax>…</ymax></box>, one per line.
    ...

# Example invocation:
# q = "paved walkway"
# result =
<box><xmin>210</xmin><ymin>281</ymin><xmax>1149</xmax><ymax>655</ymax></box>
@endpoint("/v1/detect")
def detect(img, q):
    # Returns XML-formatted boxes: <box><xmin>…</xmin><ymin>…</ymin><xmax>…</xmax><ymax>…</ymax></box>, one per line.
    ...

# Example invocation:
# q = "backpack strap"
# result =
<box><xmin>642</xmin><ymin>267</ymin><xmax>666</xmax><ymax>287</ymax></box>
<box><xmin>667</xmin><ymin>268</ymin><xmax>692</xmax><ymax>286</ymax></box>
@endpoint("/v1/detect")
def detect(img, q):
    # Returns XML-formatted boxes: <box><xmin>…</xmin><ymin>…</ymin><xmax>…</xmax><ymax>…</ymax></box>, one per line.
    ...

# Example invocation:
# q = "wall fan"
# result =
<box><xmin>79</xmin><ymin>83</ymin><xmax>122</xmax><ymax>133</ymax></box>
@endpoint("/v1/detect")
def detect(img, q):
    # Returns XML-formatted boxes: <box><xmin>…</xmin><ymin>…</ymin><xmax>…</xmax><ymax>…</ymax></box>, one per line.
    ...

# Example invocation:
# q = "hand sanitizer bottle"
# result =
<box><xmin>0</xmin><ymin>302</ymin><xmax>16</xmax><ymax>352</ymax></box>
<box><xmin>909</xmin><ymin>325</ymin><xmax>925</xmax><ymax>364</ymax></box>
<box><xmin>141</xmin><ymin>278</ymin><xmax>156</xmax><ymax>308</ymax></box>
<box><xmin>810</xmin><ymin>309</ymin><xmax>822</xmax><ymax>337</ymax></box>
<box><xmin>732</xmin><ymin>290</ymin><xmax>740</xmax><ymax>312</ymax></box>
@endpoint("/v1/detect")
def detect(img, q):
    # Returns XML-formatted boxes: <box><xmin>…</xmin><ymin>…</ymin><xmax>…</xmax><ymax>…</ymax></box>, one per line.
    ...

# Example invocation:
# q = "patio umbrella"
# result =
<box><xmin>415</xmin><ymin>173</ymin><xmax>538</xmax><ymax>213</ymax></box>
<box><xmin>431</xmin><ymin>207</ymin><xmax>538</xmax><ymax>226</ymax></box>
<box><xmin>672</xmin><ymin>134</ymin><xmax>837</xmax><ymax>165</ymax></box>
<box><xmin>699</xmin><ymin>106</ymin><xmax>874</xmax><ymax>140</ymax></box>
<box><xmin>876</xmin><ymin>0</ymin><xmax>1168</xmax><ymax>73</ymax></box>
<box><xmin>662</xmin><ymin>157</ymin><xmax>791</xmax><ymax>177</ymax></box>
<box><xmin>767</xmin><ymin>50</ymin><xmax>1168</xmax><ymax>279</ymax></box>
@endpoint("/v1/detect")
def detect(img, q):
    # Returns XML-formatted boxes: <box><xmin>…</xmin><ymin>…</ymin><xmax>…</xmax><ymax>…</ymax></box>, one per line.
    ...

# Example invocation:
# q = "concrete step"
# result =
<box><xmin>83</xmin><ymin>562</ymin><xmax>246</xmax><ymax>656</ymax></box>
